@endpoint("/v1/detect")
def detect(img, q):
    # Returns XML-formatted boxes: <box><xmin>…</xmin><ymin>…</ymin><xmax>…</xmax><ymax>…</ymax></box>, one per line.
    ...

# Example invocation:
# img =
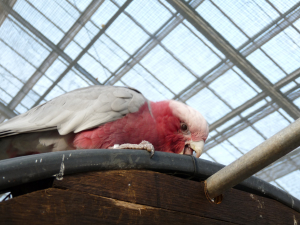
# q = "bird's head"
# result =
<box><xmin>151</xmin><ymin>100</ymin><xmax>209</xmax><ymax>158</ymax></box>
<box><xmin>168</xmin><ymin>100</ymin><xmax>209</xmax><ymax>158</ymax></box>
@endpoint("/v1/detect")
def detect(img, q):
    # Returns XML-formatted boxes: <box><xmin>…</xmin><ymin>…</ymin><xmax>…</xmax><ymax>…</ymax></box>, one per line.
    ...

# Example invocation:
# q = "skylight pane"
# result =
<box><xmin>126</xmin><ymin>0</ymin><xmax>172</xmax><ymax>34</ymax></box>
<box><xmin>196</xmin><ymin>0</ymin><xmax>248</xmax><ymax>48</ymax></box>
<box><xmin>268</xmin><ymin>0</ymin><xmax>300</xmax><ymax>14</ymax></box>
<box><xmin>0</xmin><ymin>66</ymin><xmax>23</xmax><ymax>97</ymax></box>
<box><xmin>78</xmin><ymin>53</ymin><xmax>111</xmax><ymax>83</ymax></box>
<box><xmin>209</xmin><ymin>69</ymin><xmax>257</xmax><ymax>108</ymax></box>
<box><xmin>0</xmin><ymin>41</ymin><xmax>35</xmax><ymax>82</ymax></box>
<box><xmin>69</xmin><ymin>0</ymin><xmax>92</xmax><ymax>12</ymax></box>
<box><xmin>186</xmin><ymin>88</ymin><xmax>231</xmax><ymax>124</ymax></box>
<box><xmin>73</xmin><ymin>21</ymin><xmax>100</xmax><ymax>49</ymax></box>
<box><xmin>162</xmin><ymin>24</ymin><xmax>221</xmax><ymax>77</ymax></box>
<box><xmin>32</xmin><ymin>75</ymin><xmax>53</xmax><ymax>96</ymax></box>
<box><xmin>20</xmin><ymin>90</ymin><xmax>40</xmax><ymax>108</ymax></box>
<box><xmin>45</xmin><ymin>58</ymin><xmax>68</xmax><ymax>81</ymax></box>
<box><xmin>58</xmin><ymin>70</ymin><xmax>89</xmax><ymax>92</ymax></box>
<box><xmin>216</xmin><ymin>116</ymin><xmax>240</xmax><ymax>132</ymax></box>
<box><xmin>0</xmin><ymin>19</ymin><xmax>50</xmax><ymax>68</ymax></box>
<box><xmin>88</xmin><ymin>35</ymin><xmax>129</xmax><ymax>72</ymax></box>
<box><xmin>276</xmin><ymin>170</ymin><xmax>300</xmax><ymax>199</ymax></box>
<box><xmin>228</xmin><ymin>127</ymin><xmax>265</xmax><ymax>153</ymax></box>
<box><xmin>233</xmin><ymin>66</ymin><xmax>262</xmax><ymax>93</ymax></box>
<box><xmin>15</xmin><ymin>104</ymin><xmax>28</xmax><ymax>114</ymax></box>
<box><xmin>247</xmin><ymin>49</ymin><xmax>286</xmax><ymax>84</ymax></box>
<box><xmin>294</xmin><ymin>97</ymin><xmax>300</xmax><ymax>109</ymax></box>
<box><xmin>183</xmin><ymin>20</ymin><xmax>225</xmax><ymax>59</ymax></box>
<box><xmin>106</xmin><ymin>13</ymin><xmax>149</xmax><ymax>55</ymax></box>
<box><xmin>45</xmin><ymin>86</ymin><xmax>65</xmax><ymax>101</ymax></box>
<box><xmin>0</xmin><ymin>89</ymin><xmax>12</xmax><ymax>105</ymax></box>
<box><xmin>91</xmin><ymin>1</ymin><xmax>119</xmax><ymax>27</ymax></box>
<box><xmin>207</xmin><ymin>141</ymin><xmax>241</xmax><ymax>165</ymax></box>
<box><xmin>212</xmin><ymin>0</ymin><xmax>278</xmax><ymax>37</ymax></box>
<box><xmin>13</xmin><ymin>0</ymin><xmax>64</xmax><ymax>44</ymax></box>
<box><xmin>64</xmin><ymin>41</ymin><xmax>82</xmax><ymax>59</ymax></box>
<box><xmin>253</xmin><ymin>111</ymin><xmax>290</xmax><ymax>138</ymax></box>
<box><xmin>141</xmin><ymin>45</ymin><xmax>196</xmax><ymax>94</ymax></box>
<box><xmin>280</xmin><ymin>82</ymin><xmax>297</xmax><ymax>93</ymax></box>
<box><xmin>241</xmin><ymin>99</ymin><xmax>267</xmax><ymax>117</ymax></box>
<box><xmin>121</xmin><ymin>64</ymin><xmax>174</xmax><ymax>101</ymax></box>
<box><xmin>262</xmin><ymin>27</ymin><xmax>300</xmax><ymax>74</ymax></box>
<box><xmin>28</xmin><ymin>0</ymin><xmax>79</xmax><ymax>32</ymax></box>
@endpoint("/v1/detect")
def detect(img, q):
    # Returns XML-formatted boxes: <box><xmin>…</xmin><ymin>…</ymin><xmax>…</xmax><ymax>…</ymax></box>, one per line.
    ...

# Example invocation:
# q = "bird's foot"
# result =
<box><xmin>109</xmin><ymin>140</ymin><xmax>155</xmax><ymax>158</ymax></box>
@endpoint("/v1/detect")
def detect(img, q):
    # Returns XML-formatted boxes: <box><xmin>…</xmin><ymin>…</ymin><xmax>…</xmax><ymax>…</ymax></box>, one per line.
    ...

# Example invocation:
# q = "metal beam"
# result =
<box><xmin>177</xmin><ymin>2</ymin><xmax>300</xmax><ymax>102</ymax></box>
<box><xmin>32</xmin><ymin>0</ymin><xmax>133</xmax><ymax>108</ymax></box>
<box><xmin>2</xmin><ymin>0</ymin><xmax>103</xmax><ymax>110</ymax></box>
<box><xmin>0</xmin><ymin>0</ymin><xmax>16</xmax><ymax>26</ymax></box>
<box><xmin>206</xmin><ymin>117</ymin><xmax>300</xmax><ymax>199</ymax></box>
<box><xmin>0</xmin><ymin>102</ymin><xmax>16</xmax><ymax>118</ymax></box>
<box><xmin>0</xmin><ymin>115</ymin><xmax>6</xmax><ymax>123</ymax></box>
<box><xmin>168</xmin><ymin>0</ymin><xmax>300</xmax><ymax>119</ymax></box>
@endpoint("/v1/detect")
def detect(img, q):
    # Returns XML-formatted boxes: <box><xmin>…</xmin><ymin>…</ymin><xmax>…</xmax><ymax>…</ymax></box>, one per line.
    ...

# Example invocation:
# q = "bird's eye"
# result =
<box><xmin>181</xmin><ymin>123</ymin><xmax>188</xmax><ymax>131</ymax></box>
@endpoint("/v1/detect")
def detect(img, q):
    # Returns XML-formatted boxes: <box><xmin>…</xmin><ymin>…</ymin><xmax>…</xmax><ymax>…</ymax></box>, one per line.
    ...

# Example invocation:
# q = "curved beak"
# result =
<box><xmin>190</xmin><ymin>140</ymin><xmax>204</xmax><ymax>158</ymax></box>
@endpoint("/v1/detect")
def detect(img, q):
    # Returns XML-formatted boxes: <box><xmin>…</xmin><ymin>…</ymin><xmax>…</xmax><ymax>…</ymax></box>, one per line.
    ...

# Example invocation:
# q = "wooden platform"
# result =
<box><xmin>0</xmin><ymin>170</ymin><xmax>299</xmax><ymax>224</ymax></box>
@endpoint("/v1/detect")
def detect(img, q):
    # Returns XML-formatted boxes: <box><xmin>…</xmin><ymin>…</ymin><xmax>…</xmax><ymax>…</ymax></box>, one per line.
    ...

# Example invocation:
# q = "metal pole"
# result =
<box><xmin>206</xmin><ymin>117</ymin><xmax>300</xmax><ymax>199</ymax></box>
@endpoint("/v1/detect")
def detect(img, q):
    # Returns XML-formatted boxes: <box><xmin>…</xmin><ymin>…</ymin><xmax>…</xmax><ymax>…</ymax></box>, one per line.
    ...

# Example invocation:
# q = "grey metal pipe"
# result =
<box><xmin>206</xmin><ymin>117</ymin><xmax>300</xmax><ymax>199</ymax></box>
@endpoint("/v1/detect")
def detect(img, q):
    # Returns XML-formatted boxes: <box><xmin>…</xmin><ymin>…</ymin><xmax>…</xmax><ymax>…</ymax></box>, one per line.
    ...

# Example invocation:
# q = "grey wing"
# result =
<box><xmin>0</xmin><ymin>86</ymin><xmax>146</xmax><ymax>138</ymax></box>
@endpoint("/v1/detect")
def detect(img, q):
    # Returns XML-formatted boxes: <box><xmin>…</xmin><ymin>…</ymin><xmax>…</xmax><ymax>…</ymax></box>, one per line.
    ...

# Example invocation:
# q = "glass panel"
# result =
<box><xmin>45</xmin><ymin>86</ymin><xmax>65</xmax><ymax>101</ymax></box>
<box><xmin>253</xmin><ymin>111</ymin><xmax>290</xmax><ymax>138</ymax></box>
<box><xmin>126</xmin><ymin>0</ymin><xmax>172</xmax><ymax>34</ymax></box>
<box><xmin>106</xmin><ymin>13</ymin><xmax>149</xmax><ymax>55</ymax></box>
<box><xmin>28</xmin><ymin>0</ymin><xmax>79</xmax><ymax>32</ymax></box>
<box><xmin>186</xmin><ymin>88</ymin><xmax>231</xmax><ymax>124</ymax></box>
<box><xmin>228</xmin><ymin>127</ymin><xmax>265</xmax><ymax>153</ymax></box>
<box><xmin>247</xmin><ymin>49</ymin><xmax>286</xmax><ymax>84</ymax></box>
<box><xmin>0</xmin><ymin>66</ymin><xmax>23</xmax><ymax>97</ymax></box>
<box><xmin>32</xmin><ymin>75</ymin><xmax>53</xmax><ymax>96</ymax></box>
<box><xmin>0</xmin><ymin>19</ymin><xmax>50</xmax><ymax>67</ymax></box>
<box><xmin>196</xmin><ymin>0</ymin><xmax>248</xmax><ymax>48</ymax></box>
<box><xmin>88</xmin><ymin>35</ymin><xmax>129</xmax><ymax>72</ymax></box>
<box><xmin>212</xmin><ymin>0</ymin><xmax>278</xmax><ymax>37</ymax></box>
<box><xmin>162</xmin><ymin>24</ymin><xmax>221</xmax><ymax>77</ymax></box>
<box><xmin>141</xmin><ymin>45</ymin><xmax>196</xmax><ymax>94</ymax></box>
<box><xmin>14</xmin><ymin>0</ymin><xmax>64</xmax><ymax>44</ymax></box>
<box><xmin>20</xmin><ymin>90</ymin><xmax>40</xmax><ymax>108</ymax></box>
<box><xmin>58</xmin><ymin>70</ymin><xmax>89</xmax><ymax>92</ymax></box>
<box><xmin>0</xmin><ymin>41</ymin><xmax>35</xmax><ymax>82</ymax></box>
<box><xmin>262</xmin><ymin>27</ymin><xmax>300</xmax><ymax>74</ymax></box>
<box><xmin>209</xmin><ymin>69</ymin><xmax>257</xmax><ymax>108</ymax></box>
<box><xmin>276</xmin><ymin>170</ymin><xmax>300</xmax><ymax>199</ymax></box>
<box><xmin>207</xmin><ymin>141</ymin><xmax>241</xmax><ymax>165</ymax></box>
<box><xmin>268</xmin><ymin>0</ymin><xmax>300</xmax><ymax>14</ymax></box>
<box><xmin>121</xmin><ymin>64</ymin><xmax>174</xmax><ymax>101</ymax></box>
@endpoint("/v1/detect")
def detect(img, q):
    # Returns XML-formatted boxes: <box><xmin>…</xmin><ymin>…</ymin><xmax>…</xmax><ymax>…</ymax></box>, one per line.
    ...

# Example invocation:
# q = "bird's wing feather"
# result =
<box><xmin>0</xmin><ymin>86</ymin><xmax>146</xmax><ymax>137</ymax></box>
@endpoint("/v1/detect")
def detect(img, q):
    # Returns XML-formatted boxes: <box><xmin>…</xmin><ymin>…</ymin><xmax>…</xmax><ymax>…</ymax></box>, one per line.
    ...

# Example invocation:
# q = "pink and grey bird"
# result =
<box><xmin>0</xmin><ymin>86</ymin><xmax>209</xmax><ymax>160</ymax></box>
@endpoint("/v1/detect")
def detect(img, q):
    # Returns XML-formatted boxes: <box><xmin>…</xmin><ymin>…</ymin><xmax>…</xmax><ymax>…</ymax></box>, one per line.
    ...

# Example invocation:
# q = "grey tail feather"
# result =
<box><xmin>147</xmin><ymin>100</ymin><xmax>155</xmax><ymax>121</ymax></box>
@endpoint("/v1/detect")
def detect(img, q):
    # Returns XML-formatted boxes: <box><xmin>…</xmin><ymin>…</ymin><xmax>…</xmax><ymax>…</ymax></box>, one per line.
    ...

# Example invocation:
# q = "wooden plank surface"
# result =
<box><xmin>0</xmin><ymin>188</ymin><xmax>233</xmax><ymax>225</ymax></box>
<box><xmin>52</xmin><ymin>170</ymin><xmax>300</xmax><ymax>225</ymax></box>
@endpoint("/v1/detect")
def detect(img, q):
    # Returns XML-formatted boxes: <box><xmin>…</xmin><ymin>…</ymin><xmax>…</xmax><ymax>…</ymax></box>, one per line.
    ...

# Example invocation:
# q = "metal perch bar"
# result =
<box><xmin>206</xmin><ymin>118</ymin><xmax>300</xmax><ymax>199</ymax></box>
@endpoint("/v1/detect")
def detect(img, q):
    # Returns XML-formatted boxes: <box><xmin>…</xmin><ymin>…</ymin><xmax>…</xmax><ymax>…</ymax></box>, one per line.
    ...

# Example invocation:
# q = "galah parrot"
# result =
<box><xmin>0</xmin><ymin>86</ymin><xmax>209</xmax><ymax>160</ymax></box>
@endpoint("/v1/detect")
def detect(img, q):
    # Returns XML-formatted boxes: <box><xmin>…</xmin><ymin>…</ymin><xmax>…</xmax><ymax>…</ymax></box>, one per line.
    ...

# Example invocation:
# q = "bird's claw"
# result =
<box><xmin>150</xmin><ymin>148</ymin><xmax>154</xmax><ymax>158</ymax></box>
<box><xmin>109</xmin><ymin>140</ymin><xmax>155</xmax><ymax>158</ymax></box>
